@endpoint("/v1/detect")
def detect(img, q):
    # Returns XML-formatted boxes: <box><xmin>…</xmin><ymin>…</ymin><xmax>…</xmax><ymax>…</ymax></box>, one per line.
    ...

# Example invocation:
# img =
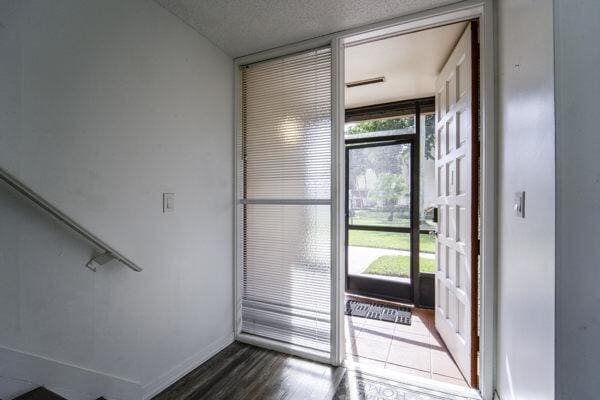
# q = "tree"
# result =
<box><xmin>346</xmin><ymin>116</ymin><xmax>415</xmax><ymax>222</ymax></box>
<box><xmin>345</xmin><ymin>115</ymin><xmax>414</xmax><ymax>136</ymax></box>
<box><xmin>423</xmin><ymin>114</ymin><xmax>436</xmax><ymax>160</ymax></box>
<box><xmin>368</xmin><ymin>172</ymin><xmax>408</xmax><ymax>221</ymax></box>
<box><xmin>345</xmin><ymin>114</ymin><xmax>436</xmax><ymax>160</ymax></box>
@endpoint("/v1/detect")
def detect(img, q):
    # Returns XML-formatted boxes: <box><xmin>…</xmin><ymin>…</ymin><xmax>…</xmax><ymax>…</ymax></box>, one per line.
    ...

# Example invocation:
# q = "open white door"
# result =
<box><xmin>434</xmin><ymin>23</ymin><xmax>475</xmax><ymax>384</ymax></box>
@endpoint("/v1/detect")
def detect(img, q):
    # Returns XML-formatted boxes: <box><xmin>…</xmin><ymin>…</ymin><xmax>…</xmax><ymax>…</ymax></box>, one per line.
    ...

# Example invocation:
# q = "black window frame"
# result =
<box><xmin>345</xmin><ymin>96</ymin><xmax>435</xmax><ymax>306</ymax></box>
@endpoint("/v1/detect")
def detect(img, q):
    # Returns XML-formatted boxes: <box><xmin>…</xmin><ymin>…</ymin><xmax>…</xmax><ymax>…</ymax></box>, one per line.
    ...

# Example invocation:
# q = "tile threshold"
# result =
<box><xmin>351</xmin><ymin>354</ymin><xmax>431</xmax><ymax>375</ymax></box>
<box><xmin>343</xmin><ymin>358</ymin><xmax>481</xmax><ymax>400</ymax></box>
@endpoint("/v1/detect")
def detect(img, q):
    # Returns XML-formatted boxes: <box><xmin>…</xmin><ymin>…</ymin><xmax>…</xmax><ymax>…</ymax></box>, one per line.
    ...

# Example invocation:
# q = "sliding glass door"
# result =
<box><xmin>236</xmin><ymin>47</ymin><xmax>334</xmax><ymax>359</ymax></box>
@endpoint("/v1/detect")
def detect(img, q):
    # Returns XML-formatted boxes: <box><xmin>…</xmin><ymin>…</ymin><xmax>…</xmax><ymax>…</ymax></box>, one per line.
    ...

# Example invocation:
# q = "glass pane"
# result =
<box><xmin>420</xmin><ymin>111</ymin><xmax>437</xmax><ymax>273</ymax></box>
<box><xmin>344</xmin><ymin>115</ymin><xmax>415</xmax><ymax>140</ymax></box>
<box><xmin>419</xmin><ymin>233</ymin><xmax>436</xmax><ymax>274</ymax></box>
<box><xmin>348</xmin><ymin>230</ymin><xmax>411</xmax><ymax>282</ymax></box>
<box><xmin>241</xmin><ymin>203</ymin><xmax>331</xmax><ymax>352</ymax></box>
<box><xmin>239</xmin><ymin>47</ymin><xmax>332</xmax><ymax>354</ymax></box>
<box><xmin>419</xmin><ymin>112</ymin><xmax>437</xmax><ymax>230</ymax></box>
<box><xmin>348</xmin><ymin>143</ymin><xmax>411</xmax><ymax>228</ymax></box>
<box><xmin>242</xmin><ymin>48</ymin><xmax>331</xmax><ymax>200</ymax></box>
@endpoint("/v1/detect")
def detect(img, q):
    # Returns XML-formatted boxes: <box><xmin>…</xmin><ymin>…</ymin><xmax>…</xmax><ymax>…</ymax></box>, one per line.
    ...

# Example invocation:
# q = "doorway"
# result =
<box><xmin>342</xmin><ymin>20</ymin><xmax>480</xmax><ymax>390</ymax></box>
<box><xmin>234</xmin><ymin>2</ymin><xmax>495</xmax><ymax>398</ymax></box>
<box><xmin>345</xmin><ymin>98</ymin><xmax>436</xmax><ymax>306</ymax></box>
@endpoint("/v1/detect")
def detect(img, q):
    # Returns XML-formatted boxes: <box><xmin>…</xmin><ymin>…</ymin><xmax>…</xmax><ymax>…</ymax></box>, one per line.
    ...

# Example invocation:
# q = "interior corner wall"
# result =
<box><xmin>554</xmin><ymin>1</ymin><xmax>600</xmax><ymax>399</ymax></box>
<box><xmin>496</xmin><ymin>1</ymin><xmax>555</xmax><ymax>399</ymax></box>
<box><xmin>0</xmin><ymin>0</ymin><xmax>233</xmax><ymax>398</ymax></box>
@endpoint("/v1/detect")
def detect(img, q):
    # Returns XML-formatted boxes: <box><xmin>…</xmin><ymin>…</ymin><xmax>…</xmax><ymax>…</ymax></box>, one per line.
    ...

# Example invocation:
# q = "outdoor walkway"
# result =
<box><xmin>348</xmin><ymin>245</ymin><xmax>435</xmax><ymax>276</ymax></box>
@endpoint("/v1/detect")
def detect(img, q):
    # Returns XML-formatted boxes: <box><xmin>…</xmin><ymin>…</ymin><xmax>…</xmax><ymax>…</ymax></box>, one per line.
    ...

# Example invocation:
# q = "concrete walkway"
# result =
<box><xmin>348</xmin><ymin>246</ymin><xmax>435</xmax><ymax>276</ymax></box>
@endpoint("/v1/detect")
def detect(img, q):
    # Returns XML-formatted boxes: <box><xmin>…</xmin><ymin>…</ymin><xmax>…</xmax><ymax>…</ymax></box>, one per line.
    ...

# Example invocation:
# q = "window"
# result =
<box><xmin>419</xmin><ymin>111</ymin><xmax>436</xmax><ymax>273</ymax></box>
<box><xmin>238</xmin><ymin>48</ymin><xmax>332</xmax><ymax>354</ymax></box>
<box><xmin>344</xmin><ymin>115</ymin><xmax>415</xmax><ymax>140</ymax></box>
<box><xmin>348</xmin><ymin>143</ymin><xmax>411</xmax><ymax>228</ymax></box>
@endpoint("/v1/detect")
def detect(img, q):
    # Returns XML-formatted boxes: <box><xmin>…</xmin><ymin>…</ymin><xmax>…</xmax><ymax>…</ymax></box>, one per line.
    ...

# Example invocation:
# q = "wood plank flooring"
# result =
<box><xmin>153</xmin><ymin>342</ymin><xmax>478</xmax><ymax>400</ymax></box>
<box><xmin>153</xmin><ymin>342</ymin><xmax>344</xmax><ymax>400</ymax></box>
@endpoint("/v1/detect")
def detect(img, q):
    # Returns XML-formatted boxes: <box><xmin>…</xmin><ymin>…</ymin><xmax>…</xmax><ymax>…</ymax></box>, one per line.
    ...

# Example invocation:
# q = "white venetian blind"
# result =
<box><xmin>238</xmin><ymin>47</ymin><xmax>332</xmax><ymax>354</ymax></box>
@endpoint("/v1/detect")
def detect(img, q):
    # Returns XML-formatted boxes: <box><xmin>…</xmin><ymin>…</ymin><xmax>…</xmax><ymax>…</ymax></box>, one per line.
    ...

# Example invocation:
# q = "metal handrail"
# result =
<box><xmin>0</xmin><ymin>166</ymin><xmax>142</xmax><ymax>272</ymax></box>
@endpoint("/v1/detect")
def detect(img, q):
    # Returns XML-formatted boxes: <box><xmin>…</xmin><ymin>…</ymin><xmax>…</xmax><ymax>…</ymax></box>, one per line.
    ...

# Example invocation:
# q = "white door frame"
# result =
<box><xmin>233</xmin><ymin>1</ymin><xmax>496</xmax><ymax>398</ymax></box>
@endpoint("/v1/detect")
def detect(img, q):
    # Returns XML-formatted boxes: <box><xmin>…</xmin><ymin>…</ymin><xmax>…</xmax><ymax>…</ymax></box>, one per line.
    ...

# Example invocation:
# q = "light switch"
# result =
<box><xmin>163</xmin><ymin>193</ymin><xmax>175</xmax><ymax>213</ymax></box>
<box><xmin>514</xmin><ymin>191</ymin><xmax>525</xmax><ymax>218</ymax></box>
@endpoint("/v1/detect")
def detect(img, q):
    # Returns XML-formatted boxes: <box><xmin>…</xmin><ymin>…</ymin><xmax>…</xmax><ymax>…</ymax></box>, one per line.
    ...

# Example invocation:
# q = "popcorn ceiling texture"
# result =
<box><xmin>154</xmin><ymin>0</ymin><xmax>461</xmax><ymax>57</ymax></box>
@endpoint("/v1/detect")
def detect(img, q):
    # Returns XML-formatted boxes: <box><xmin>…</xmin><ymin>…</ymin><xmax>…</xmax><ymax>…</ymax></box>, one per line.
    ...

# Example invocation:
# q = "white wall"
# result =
<box><xmin>496</xmin><ymin>0</ymin><xmax>555</xmax><ymax>399</ymax></box>
<box><xmin>0</xmin><ymin>0</ymin><xmax>233</xmax><ymax>398</ymax></box>
<box><xmin>554</xmin><ymin>1</ymin><xmax>600</xmax><ymax>399</ymax></box>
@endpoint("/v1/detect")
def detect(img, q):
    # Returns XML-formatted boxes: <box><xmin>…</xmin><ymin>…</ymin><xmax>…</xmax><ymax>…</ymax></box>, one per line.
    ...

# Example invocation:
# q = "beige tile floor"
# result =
<box><xmin>345</xmin><ymin>308</ymin><xmax>469</xmax><ymax>387</ymax></box>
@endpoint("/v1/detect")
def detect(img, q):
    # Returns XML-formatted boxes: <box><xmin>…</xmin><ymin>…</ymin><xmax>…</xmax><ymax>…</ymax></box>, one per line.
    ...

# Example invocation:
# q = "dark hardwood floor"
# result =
<box><xmin>153</xmin><ymin>342</ymin><xmax>344</xmax><ymax>400</ymax></box>
<box><xmin>153</xmin><ymin>342</ymin><xmax>478</xmax><ymax>400</ymax></box>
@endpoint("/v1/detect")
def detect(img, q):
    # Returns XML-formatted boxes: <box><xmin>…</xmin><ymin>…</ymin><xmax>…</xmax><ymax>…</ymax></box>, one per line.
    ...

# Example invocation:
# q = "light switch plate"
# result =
<box><xmin>514</xmin><ymin>191</ymin><xmax>525</xmax><ymax>218</ymax></box>
<box><xmin>163</xmin><ymin>193</ymin><xmax>175</xmax><ymax>213</ymax></box>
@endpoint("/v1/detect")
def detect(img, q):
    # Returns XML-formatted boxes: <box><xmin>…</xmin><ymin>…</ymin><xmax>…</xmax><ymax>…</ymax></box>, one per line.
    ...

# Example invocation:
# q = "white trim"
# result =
<box><xmin>233</xmin><ymin>2</ymin><xmax>496</xmax><ymax>399</ymax></box>
<box><xmin>236</xmin><ymin>333</ymin><xmax>331</xmax><ymax>365</ymax></box>
<box><xmin>235</xmin><ymin>37</ymin><xmax>336</xmax><ymax>67</ymax></box>
<box><xmin>233</xmin><ymin>59</ymin><xmax>243</xmax><ymax>338</ymax></box>
<box><xmin>0</xmin><ymin>344</ymin><xmax>142</xmax><ymax>400</ymax></box>
<box><xmin>142</xmin><ymin>334</ymin><xmax>234</xmax><ymax>399</ymax></box>
<box><xmin>477</xmin><ymin>2</ymin><xmax>496</xmax><ymax>398</ymax></box>
<box><xmin>239</xmin><ymin>198</ymin><xmax>331</xmax><ymax>205</ymax></box>
<box><xmin>331</xmin><ymin>35</ymin><xmax>347</xmax><ymax>367</ymax></box>
<box><xmin>329</xmin><ymin>35</ymin><xmax>339</xmax><ymax>366</ymax></box>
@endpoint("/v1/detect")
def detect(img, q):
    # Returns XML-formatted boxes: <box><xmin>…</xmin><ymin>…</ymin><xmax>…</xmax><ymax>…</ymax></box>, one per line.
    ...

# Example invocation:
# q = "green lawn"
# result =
<box><xmin>349</xmin><ymin>210</ymin><xmax>410</xmax><ymax>228</ymax></box>
<box><xmin>364</xmin><ymin>255</ymin><xmax>436</xmax><ymax>278</ymax></box>
<box><xmin>348</xmin><ymin>230</ymin><xmax>435</xmax><ymax>254</ymax></box>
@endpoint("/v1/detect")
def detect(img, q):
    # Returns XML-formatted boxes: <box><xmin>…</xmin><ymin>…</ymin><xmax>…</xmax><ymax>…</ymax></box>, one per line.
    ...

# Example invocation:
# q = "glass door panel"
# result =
<box><xmin>419</xmin><ymin>111</ymin><xmax>438</xmax><ymax>274</ymax></box>
<box><xmin>346</xmin><ymin>141</ymin><xmax>414</xmax><ymax>301</ymax></box>
<box><xmin>348</xmin><ymin>230</ymin><xmax>412</xmax><ymax>283</ymax></box>
<box><xmin>348</xmin><ymin>143</ymin><xmax>411</xmax><ymax>228</ymax></box>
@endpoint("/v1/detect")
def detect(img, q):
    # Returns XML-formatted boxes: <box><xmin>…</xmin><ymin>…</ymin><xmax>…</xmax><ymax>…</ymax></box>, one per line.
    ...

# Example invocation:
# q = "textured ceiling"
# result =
<box><xmin>155</xmin><ymin>0</ymin><xmax>462</xmax><ymax>57</ymax></box>
<box><xmin>345</xmin><ymin>22</ymin><xmax>467</xmax><ymax>107</ymax></box>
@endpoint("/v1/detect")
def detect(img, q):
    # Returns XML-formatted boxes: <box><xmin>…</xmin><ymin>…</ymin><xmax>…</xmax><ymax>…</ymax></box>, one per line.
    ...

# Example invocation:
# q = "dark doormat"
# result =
<box><xmin>345</xmin><ymin>300</ymin><xmax>412</xmax><ymax>325</ymax></box>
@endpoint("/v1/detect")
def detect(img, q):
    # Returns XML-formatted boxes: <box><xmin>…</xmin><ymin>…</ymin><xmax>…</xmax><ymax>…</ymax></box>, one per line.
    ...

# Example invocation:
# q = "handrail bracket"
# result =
<box><xmin>1</xmin><ymin>166</ymin><xmax>142</xmax><ymax>272</ymax></box>
<box><xmin>86</xmin><ymin>252</ymin><xmax>116</xmax><ymax>271</ymax></box>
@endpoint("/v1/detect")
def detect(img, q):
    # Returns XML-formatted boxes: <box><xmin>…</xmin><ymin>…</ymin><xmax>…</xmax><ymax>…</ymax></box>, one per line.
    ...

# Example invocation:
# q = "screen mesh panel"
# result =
<box><xmin>239</xmin><ymin>47</ymin><xmax>332</xmax><ymax>354</ymax></box>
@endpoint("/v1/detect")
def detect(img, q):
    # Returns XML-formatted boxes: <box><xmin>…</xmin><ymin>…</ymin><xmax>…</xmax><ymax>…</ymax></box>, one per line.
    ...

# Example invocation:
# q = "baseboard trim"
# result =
<box><xmin>0</xmin><ymin>344</ymin><xmax>142</xmax><ymax>400</ymax></box>
<box><xmin>141</xmin><ymin>333</ymin><xmax>235</xmax><ymax>399</ymax></box>
<box><xmin>0</xmin><ymin>334</ymin><xmax>235</xmax><ymax>400</ymax></box>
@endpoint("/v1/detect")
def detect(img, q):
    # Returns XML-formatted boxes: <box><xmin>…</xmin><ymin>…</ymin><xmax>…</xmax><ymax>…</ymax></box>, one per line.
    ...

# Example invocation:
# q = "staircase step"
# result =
<box><xmin>14</xmin><ymin>387</ymin><xmax>67</xmax><ymax>400</ymax></box>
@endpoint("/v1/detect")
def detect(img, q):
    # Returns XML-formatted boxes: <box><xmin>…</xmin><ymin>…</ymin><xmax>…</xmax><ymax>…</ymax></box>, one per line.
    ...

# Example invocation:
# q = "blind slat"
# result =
<box><xmin>239</xmin><ymin>48</ymin><xmax>332</xmax><ymax>354</ymax></box>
